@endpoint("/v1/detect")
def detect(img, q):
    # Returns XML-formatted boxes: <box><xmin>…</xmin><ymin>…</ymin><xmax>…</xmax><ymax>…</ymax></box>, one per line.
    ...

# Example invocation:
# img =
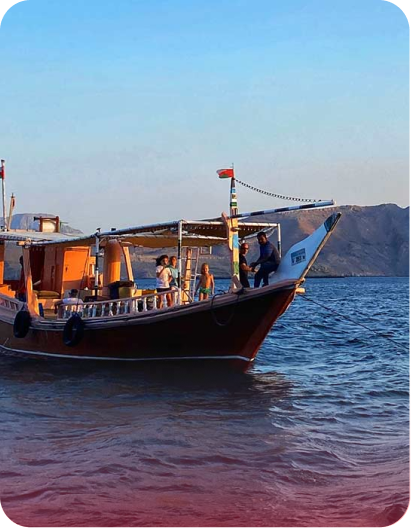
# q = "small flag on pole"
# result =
<box><xmin>217</xmin><ymin>168</ymin><xmax>234</xmax><ymax>179</ymax></box>
<box><xmin>0</xmin><ymin>161</ymin><xmax>4</xmax><ymax>180</ymax></box>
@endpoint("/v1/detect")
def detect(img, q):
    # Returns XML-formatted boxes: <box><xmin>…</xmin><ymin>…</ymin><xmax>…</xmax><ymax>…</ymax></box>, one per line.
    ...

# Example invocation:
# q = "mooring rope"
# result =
<box><xmin>210</xmin><ymin>290</ymin><xmax>242</xmax><ymax>327</ymax></box>
<box><xmin>236</xmin><ymin>177</ymin><xmax>329</xmax><ymax>203</ymax></box>
<box><xmin>299</xmin><ymin>295</ymin><xmax>408</xmax><ymax>352</ymax></box>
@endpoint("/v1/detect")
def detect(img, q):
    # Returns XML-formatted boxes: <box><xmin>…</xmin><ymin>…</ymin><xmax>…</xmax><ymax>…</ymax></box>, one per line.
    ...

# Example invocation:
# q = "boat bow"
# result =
<box><xmin>271</xmin><ymin>212</ymin><xmax>341</xmax><ymax>284</ymax></box>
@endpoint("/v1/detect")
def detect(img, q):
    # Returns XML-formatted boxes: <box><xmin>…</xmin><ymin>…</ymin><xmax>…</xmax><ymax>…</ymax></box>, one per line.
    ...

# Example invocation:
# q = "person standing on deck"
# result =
<box><xmin>156</xmin><ymin>255</ymin><xmax>173</xmax><ymax>308</ymax></box>
<box><xmin>239</xmin><ymin>243</ymin><xmax>254</xmax><ymax>288</ymax></box>
<box><xmin>250</xmin><ymin>232</ymin><xmax>281</xmax><ymax>288</ymax></box>
<box><xmin>168</xmin><ymin>256</ymin><xmax>179</xmax><ymax>289</ymax></box>
<box><xmin>195</xmin><ymin>263</ymin><xmax>215</xmax><ymax>301</ymax></box>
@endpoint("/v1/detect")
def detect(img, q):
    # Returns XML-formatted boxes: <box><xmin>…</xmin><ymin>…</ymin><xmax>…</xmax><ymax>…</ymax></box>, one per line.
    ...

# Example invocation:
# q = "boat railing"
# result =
<box><xmin>0</xmin><ymin>295</ymin><xmax>21</xmax><ymax>312</ymax></box>
<box><xmin>57</xmin><ymin>289</ymin><xmax>180</xmax><ymax>320</ymax></box>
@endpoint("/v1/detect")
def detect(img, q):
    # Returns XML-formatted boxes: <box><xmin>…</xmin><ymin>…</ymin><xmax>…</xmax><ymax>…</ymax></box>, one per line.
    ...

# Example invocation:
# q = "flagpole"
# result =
<box><xmin>217</xmin><ymin>166</ymin><xmax>241</xmax><ymax>290</ymax></box>
<box><xmin>1</xmin><ymin>160</ymin><xmax>6</xmax><ymax>232</ymax></box>
<box><xmin>229</xmin><ymin>164</ymin><xmax>238</xmax><ymax>216</ymax></box>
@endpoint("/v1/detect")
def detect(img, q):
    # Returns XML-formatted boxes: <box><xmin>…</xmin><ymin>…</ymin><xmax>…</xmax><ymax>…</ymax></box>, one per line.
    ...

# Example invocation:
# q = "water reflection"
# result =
<box><xmin>0</xmin><ymin>278</ymin><xmax>408</xmax><ymax>527</ymax></box>
<box><xmin>0</xmin><ymin>355</ymin><xmax>294</xmax><ymax>412</ymax></box>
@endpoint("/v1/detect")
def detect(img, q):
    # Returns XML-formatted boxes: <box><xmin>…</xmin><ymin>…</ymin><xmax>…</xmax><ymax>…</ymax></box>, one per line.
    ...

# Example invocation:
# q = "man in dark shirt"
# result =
<box><xmin>250</xmin><ymin>232</ymin><xmax>281</xmax><ymax>287</ymax></box>
<box><xmin>239</xmin><ymin>243</ymin><xmax>254</xmax><ymax>288</ymax></box>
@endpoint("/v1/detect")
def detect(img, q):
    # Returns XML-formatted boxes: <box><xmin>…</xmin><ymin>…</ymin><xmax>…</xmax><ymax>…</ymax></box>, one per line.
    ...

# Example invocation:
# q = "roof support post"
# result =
<box><xmin>277</xmin><ymin>223</ymin><xmax>282</xmax><ymax>257</ymax></box>
<box><xmin>121</xmin><ymin>245</ymin><xmax>134</xmax><ymax>282</ymax></box>
<box><xmin>22</xmin><ymin>247</ymin><xmax>39</xmax><ymax>315</ymax></box>
<box><xmin>177</xmin><ymin>220</ymin><xmax>183</xmax><ymax>305</ymax></box>
<box><xmin>0</xmin><ymin>242</ymin><xmax>4</xmax><ymax>284</ymax></box>
<box><xmin>94</xmin><ymin>230</ymin><xmax>101</xmax><ymax>298</ymax></box>
<box><xmin>1</xmin><ymin>160</ymin><xmax>6</xmax><ymax>232</ymax></box>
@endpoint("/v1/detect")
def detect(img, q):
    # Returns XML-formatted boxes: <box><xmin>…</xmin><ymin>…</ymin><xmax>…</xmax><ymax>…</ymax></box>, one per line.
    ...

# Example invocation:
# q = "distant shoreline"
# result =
<box><xmin>211</xmin><ymin>274</ymin><xmax>409</xmax><ymax>280</ymax></box>
<box><xmin>306</xmin><ymin>275</ymin><xmax>409</xmax><ymax>279</ymax></box>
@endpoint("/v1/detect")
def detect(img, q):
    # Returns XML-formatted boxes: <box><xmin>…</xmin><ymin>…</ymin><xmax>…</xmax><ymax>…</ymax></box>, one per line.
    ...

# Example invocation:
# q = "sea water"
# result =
<box><xmin>0</xmin><ymin>277</ymin><xmax>408</xmax><ymax>527</ymax></box>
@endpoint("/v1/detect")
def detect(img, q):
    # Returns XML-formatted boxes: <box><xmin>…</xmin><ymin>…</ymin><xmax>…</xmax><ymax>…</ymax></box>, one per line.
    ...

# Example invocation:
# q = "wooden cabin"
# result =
<box><xmin>0</xmin><ymin>217</ymin><xmax>280</xmax><ymax>320</ymax></box>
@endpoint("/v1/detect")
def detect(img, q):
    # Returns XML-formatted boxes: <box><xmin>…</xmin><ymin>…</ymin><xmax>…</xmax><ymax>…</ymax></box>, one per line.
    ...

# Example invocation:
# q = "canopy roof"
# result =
<box><xmin>0</xmin><ymin>229</ymin><xmax>90</xmax><ymax>244</ymax></box>
<box><xmin>0</xmin><ymin>219</ymin><xmax>279</xmax><ymax>249</ymax></box>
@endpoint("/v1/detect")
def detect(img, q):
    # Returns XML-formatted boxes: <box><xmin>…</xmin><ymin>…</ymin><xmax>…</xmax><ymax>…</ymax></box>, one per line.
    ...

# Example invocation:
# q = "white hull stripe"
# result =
<box><xmin>0</xmin><ymin>344</ymin><xmax>254</xmax><ymax>363</ymax></box>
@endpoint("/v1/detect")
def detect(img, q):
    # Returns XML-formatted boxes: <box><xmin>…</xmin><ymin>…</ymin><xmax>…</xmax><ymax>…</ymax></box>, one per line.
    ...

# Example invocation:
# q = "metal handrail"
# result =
<box><xmin>0</xmin><ymin>294</ymin><xmax>21</xmax><ymax>311</ymax></box>
<box><xmin>57</xmin><ymin>289</ymin><xmax>180</xmax><ymax>320</ymax></box>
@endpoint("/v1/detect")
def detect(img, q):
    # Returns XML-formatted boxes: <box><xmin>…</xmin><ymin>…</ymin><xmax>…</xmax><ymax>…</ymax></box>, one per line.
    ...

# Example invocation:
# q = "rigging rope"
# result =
<box><xmin>210</xmin><ymin>291</ymin><xmax>241</xmax><ymax>327</ymax></box>
<box><xmin>236</xmin><ymin>178</ymin><xmax>328</xmax><ymax>203</ymax></box>
<box><xmin>299</xmin><ymin>295</ymin><xmax>408</xmax><ymax>352</ymax></box>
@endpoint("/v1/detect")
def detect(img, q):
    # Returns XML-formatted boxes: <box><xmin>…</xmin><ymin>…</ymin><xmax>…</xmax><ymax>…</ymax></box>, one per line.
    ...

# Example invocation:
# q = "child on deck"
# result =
<box><xmin>195</xmin><ymin>263</ymin><xmax>215</xmax><ymax>301</ymax></box>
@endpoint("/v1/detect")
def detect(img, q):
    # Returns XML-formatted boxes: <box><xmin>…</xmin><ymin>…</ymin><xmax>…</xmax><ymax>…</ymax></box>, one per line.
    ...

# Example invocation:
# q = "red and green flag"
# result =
<box><xmin>217</xmin><ymin>168</ymin><xmax>234</xmax><ymax>179</ymax></box>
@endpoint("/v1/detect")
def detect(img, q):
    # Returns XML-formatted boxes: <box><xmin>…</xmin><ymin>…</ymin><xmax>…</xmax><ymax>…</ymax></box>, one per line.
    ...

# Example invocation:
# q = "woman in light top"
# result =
<box><xmin>168</xmin><ymin>256</ymin><xmax>179</xmax><ymax>288</ymax></box>
<box><xmin>155</xmin><ymin>254</ymin><xmax>173</xmax><ymax>308</ymax></box>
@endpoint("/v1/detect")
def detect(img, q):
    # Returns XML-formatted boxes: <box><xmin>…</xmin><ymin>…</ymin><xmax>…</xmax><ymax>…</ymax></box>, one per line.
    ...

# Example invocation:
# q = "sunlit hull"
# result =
<box><xmin>0</xmin><ymin>281</ymin><xmax>297</xmax><ymax>372</ymax></box>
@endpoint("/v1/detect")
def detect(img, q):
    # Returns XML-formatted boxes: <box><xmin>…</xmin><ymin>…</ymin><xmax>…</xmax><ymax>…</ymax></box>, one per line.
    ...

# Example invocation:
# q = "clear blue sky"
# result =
<box><xmin>0</xmin><ymin>0</ymin><xmax>409</xmax><ymax>232</ymax></box>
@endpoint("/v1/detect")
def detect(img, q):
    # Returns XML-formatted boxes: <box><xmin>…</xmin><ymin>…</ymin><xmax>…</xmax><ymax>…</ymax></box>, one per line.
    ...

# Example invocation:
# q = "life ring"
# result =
<box><xmin>13</xmin><ymin>310</ymin><xmax>31</xmax><ymax>338</ymax></box>
<box><xmin>63</xmin><ymin>314</ymin><xmax>85</xmax><ymax>347</ymax></box>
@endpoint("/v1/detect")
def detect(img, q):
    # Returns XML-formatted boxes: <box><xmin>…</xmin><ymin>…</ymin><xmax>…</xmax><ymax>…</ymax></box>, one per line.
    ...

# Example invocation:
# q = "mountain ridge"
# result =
<box><xmin>8</xmin><ymin>213</ymin><xmax>83</xmax><ymax>235</ymax></box>
<box><xmin>5</xmin><ymin>204</ymin><xmax>409</xmax><ymax>278</ymax></box>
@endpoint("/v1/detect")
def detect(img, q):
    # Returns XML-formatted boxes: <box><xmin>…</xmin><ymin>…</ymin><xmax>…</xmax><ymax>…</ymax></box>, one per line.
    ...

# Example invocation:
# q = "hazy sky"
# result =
<box><xmin>0</xmin><ymin>0</ymin><xmax>409</xmax><ymax>232</ymax></box>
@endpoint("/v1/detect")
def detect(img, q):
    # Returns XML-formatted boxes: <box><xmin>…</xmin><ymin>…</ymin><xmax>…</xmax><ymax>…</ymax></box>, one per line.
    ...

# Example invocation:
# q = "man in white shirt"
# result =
<box><xmin>63</xmin><ymin>289</ymin><xmax>84</xmax><ymax>305</ymax></box>
<box><xmin>55</xmin><ymin>288</ymin><xmax>84</xmax><ymax>315</ymax></box>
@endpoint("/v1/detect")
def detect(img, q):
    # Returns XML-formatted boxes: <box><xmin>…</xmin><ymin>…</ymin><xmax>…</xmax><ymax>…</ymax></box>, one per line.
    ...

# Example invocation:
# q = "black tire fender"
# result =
<box><xmin>13</xmin><ymin>310</ymin><xmax>31</xmax><ymax>338</ymax></box>
<box><xmin>63</xmin><ymin>314</ymin><xmax>85</xmax><ymax>347</ymax></box>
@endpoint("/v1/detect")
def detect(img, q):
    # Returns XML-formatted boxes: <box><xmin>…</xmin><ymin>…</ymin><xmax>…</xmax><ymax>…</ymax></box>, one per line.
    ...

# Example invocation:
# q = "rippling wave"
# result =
<box><xmin>0</xmin><ymin>278</ymin><xmax>409</xmax><ymax>526</ymax></box>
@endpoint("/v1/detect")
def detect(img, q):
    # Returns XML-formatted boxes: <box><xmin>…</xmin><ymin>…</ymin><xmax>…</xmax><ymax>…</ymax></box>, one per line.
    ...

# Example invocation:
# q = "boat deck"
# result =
<box><xmin>43</xmin><ymin>309</ymin><xmax>58</xmax><ymax>321</ymax></box>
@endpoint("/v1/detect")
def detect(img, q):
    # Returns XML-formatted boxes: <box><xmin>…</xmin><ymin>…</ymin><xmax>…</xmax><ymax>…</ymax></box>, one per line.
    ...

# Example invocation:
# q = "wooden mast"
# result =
<box><xmin>229</xmin><ymin>170</ymin><xmax>240</xmax><ymax>288</ymax></box>
<box><xmin>218</xmin><ymin>167</ymin><xmax>241</xmax><ymax>291</ymax></box>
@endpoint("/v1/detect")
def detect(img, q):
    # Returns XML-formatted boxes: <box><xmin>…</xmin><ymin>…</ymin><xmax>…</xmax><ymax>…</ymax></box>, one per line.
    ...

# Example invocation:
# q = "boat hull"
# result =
<box><xmin>0</xmin><ymin>282</ymin><xmax>297</xmax><ymax>371</ymax></box>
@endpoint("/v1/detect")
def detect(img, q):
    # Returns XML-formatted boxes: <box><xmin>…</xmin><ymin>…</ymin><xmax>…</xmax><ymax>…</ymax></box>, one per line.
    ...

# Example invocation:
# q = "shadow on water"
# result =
<box><xmin>0</xmin><ymin>354</ymin><xmax>294</xmax><ymax>413</ymax></box>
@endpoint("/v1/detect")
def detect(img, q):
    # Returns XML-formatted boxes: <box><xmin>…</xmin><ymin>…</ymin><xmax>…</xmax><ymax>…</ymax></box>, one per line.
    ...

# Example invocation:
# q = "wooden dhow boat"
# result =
<box><xmin>0</xmin><ymin>163</ymin><xmax>340</xmax><ymax>371</ymax></box>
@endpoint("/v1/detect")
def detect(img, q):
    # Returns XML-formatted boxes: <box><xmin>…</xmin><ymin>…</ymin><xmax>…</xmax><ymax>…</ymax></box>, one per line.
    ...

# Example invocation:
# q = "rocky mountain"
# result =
<box><xmin>128</xmin><ymin>203</ymin><xmax>409</xmax><ymax>278</ymax></box>
<box><xmin>255</xmin><ymin>204</ymin><xmax>409</xmax><ymax>277</ymax></box>
<box><xmin>8</xmin><ymin>213</ymin><xmax>83</xmax><ymax>235</ymax></box>
<box><xmin>4</xmin><ymin>205</ymin><xmax>409</xmax><ymax>278</ymax></box>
